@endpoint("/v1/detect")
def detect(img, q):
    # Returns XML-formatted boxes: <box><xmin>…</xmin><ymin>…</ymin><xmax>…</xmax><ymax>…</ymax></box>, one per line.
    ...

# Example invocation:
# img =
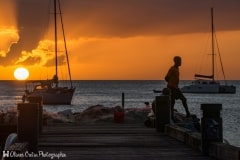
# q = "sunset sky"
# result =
<box><xmin>0</xmin><ymin>0</ymin><xmax>240</xmax><ymax>80</ymax></box>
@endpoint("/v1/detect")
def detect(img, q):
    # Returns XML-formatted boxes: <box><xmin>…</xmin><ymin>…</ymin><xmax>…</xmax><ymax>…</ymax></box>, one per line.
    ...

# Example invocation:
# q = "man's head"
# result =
<box><xmin>173</xmin><ymin>56</ymin><xmax>181</xmax><ymax>67</ymax></box>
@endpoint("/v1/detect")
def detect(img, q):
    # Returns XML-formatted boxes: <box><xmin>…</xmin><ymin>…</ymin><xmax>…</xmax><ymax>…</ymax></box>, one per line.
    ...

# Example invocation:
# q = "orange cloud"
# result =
<box><xmin>0</xmin><ymin>0</ymin><xmax>18</xmax><ymax>58</ymax></box>
<box><xmin>15</xmin><ymin>39</ymin><xmax>68</xmax><ymax>67</ymax></box>
<box><xmin>15</xmin><ymin>40</ymin><xmax>53</xmax><ymax>66</ymax></box>
<box><xmin>0</xmin><ymin>28</ymin><xmax>19</xmax><ymax>57</ymax></box>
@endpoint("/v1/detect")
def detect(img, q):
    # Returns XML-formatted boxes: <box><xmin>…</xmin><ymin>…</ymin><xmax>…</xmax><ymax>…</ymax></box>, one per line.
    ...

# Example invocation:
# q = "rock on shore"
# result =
<box><xmin>72</xmin><ymin>105</ymin><xmax>151</xmax><ymax>123</ymax></box>
<box><xmin>0</xmin><ymin>105</ymin><xmax>152</xmax><ymax>124</ymax></box>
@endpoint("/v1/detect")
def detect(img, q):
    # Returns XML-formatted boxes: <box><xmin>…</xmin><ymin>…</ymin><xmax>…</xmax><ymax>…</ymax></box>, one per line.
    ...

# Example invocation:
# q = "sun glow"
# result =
<box><xmin>14</xmin><ymin>67</ymin><xmax>29</xmax><ymax>80</ymax></box>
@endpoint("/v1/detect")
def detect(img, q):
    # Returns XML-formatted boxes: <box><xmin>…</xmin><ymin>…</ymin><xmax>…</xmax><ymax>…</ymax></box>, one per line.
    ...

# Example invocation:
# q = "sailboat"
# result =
<box><xmin>25</xmin><ymin>0</ymin><xmax>75</xmax><ymax>104</ymax></box>
<box><xmin>181</xmin><ymin>8</ymin><xmax>236</xmax><ymax>94</ymax></box>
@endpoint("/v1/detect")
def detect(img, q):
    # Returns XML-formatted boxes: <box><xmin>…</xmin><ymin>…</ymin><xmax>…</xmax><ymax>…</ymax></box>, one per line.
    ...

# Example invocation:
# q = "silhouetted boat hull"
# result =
<box><xmin>27</xmin><ymin>88</ymin><xmax>75</xmax><ymax>105</ymax></box>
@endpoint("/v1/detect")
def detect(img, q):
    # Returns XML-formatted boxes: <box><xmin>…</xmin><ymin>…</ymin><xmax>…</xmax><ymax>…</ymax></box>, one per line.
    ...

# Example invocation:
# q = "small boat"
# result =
<box><xmin>181</xmin><ymin>8</ymin><xmax>236</xmax><ymax>94</ymax></box>
<box><xmin>25</xmin><ymin>0</ymin><xmax>75</xmax><ymax>104</ymax></box>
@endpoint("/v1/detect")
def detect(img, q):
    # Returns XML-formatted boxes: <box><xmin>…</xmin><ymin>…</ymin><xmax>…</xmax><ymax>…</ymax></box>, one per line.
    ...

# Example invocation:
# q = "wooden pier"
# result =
<box><xmin>33</xmin><ymin>122</ymin><xmax>213</xmax><ymax>160</ymax></box>
<box><xmin>2</xmin><ymin>99</ymin><xmax>239</xmax><ymax>159</ymax></box>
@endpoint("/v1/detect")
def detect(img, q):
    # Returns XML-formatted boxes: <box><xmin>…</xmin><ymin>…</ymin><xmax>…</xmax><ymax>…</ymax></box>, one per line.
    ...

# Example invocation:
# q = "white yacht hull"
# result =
<box><xmin>181</xmin><ymin>80</ymin><xmax>236</xmax><ymax>94</ymax></box>
<box><xmin>181</xmin><ymin>83</ymin><xmax>219</xmax><ymax>93</ymax></box>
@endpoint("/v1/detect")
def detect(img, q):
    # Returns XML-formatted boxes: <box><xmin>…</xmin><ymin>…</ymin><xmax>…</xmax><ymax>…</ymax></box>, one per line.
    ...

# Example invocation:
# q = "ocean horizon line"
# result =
<box><xmin>0</xmin><ymin>79</ymin><xmax>240</xmax><ymax>82</ymax></box>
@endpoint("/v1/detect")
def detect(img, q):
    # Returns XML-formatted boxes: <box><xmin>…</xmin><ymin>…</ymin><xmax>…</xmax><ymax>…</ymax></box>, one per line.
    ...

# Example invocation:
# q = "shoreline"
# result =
<box><xmin>0</xmin><ymin>104</ymin><xmax>152</xmax><ymax>125</ymax></box>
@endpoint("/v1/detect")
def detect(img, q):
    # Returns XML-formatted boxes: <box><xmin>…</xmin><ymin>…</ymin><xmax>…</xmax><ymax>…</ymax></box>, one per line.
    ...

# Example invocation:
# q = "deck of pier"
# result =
<box><xmin>35</xmin><ymin>122</ymin><xmax>213</xmax><ymax>160</ymax></box>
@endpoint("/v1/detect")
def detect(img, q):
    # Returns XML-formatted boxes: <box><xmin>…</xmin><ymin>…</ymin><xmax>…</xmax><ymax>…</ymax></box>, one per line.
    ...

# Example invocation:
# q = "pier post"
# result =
<box><xmin>27</xmin><ymin>96</ymin><xmax>43</xmax><ymax>133</ymax></box>
<box><xmin>155</xmin><ymin>95</ymin><xmax>171</xmax><ymax>132</ymax></box>
<box><xmin>17</xmin><ymin>103</ymin><xmax>39</xmax><ymax>152</ymax></box>
<box><xmin>201</xmin><ymin>103</ymin><xmax>222</xmax><ymax>155</ymax></box>
<box><xmin>122</xmin><ymin>92</ymin><xmax>125</xmax><ymax>111</ymax></box>
<box><xmin>113</xmin><ymin>93</ymin><xmax>125</xmax><ymax>123</ymax></box>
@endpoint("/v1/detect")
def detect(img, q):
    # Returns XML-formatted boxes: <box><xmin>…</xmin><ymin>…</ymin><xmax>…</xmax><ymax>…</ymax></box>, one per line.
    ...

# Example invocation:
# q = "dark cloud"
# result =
<box><xmin>0</xmin><ymin>0</ymin><xmax>49</xmax><ymax>66</ymax></box>
<box><xmin>16</xmin><ymin>56</ymin><xmax>42</xmax><ymax>66</ymax></box>
<box><xmin>1</xmin><ymin>0</ymin><xmax>240</xmax><ymax>66</ymax></box>
<box><xmin>44</xmin><ymin>55</ymin><xmax>66</xmax><ymax>67</ymax></box>
<box><xmin>62</xmin><ymin>0</ymin><xmax>240</xmax><ymax>37</ymax></box>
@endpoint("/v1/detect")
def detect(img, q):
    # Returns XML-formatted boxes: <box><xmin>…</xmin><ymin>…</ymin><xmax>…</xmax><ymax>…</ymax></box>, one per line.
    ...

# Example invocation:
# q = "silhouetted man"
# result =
<box><xmin>165</xmin><ymin>56</ymin><xmax>191</xmax><ymax>121</ymax></box>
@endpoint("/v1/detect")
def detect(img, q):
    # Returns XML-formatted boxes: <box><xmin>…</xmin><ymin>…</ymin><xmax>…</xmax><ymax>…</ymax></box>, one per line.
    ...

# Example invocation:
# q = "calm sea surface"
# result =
<box><xmin>0</xmin><ymin>80</ymin><xmax>239</xmax><ymax>147</ymax></box>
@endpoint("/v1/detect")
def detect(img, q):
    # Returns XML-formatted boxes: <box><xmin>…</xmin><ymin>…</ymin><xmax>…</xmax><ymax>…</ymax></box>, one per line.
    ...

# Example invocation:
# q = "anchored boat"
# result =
<box><xmin>25</xmin><ymin>0</ymin><xmax>75</xmax><ymax>104</ymax></box>
<box><xmin>181</xmin><ymin>8</ymin><xmax>236</xmax><ymax>94</ymax></box>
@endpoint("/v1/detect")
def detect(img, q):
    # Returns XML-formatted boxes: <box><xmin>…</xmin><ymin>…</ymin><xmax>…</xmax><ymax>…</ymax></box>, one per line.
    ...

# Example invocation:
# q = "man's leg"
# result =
<box><xmin>181</xmin><ymin>96</ymin><xmax>191</xmax><ymax>117</ymax></box>
<box><xmin>170</xmin><ymin>92</ymin><xmax>175</xmax><ymax>120</ymax></box>
<box><xmin>177</xmin><ymin>89</ymin><xmax>191</xmax><ymax>117</ymax></box>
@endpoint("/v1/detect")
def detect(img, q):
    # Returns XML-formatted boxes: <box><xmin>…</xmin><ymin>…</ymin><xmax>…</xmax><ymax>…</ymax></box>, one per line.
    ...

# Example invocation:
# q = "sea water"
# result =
<box><xmin>0</xmin><ymin>80</ymin><xmax>239</xmax><ymax>147</ymax></box>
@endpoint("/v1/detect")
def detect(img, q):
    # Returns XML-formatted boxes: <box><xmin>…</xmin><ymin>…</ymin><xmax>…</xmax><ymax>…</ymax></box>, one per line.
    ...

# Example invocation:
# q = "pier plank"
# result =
<box><xmin>32</xmin><ymin>123</ymin><xmax>213</xmax><ymax>160</ymax></box>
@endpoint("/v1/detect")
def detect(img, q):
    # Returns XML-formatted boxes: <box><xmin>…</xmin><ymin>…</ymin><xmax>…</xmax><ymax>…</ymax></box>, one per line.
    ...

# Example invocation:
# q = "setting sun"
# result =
<box><xmin>14</xmin><ymin>67</ymin><xmax>29</xmax><ymax>80</ymax></box>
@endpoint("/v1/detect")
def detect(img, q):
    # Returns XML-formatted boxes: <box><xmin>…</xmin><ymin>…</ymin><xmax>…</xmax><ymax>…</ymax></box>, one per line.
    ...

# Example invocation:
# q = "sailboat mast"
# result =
<box><xmin>211</xmin><ymin>8</ymin><xmax>215</xmax><ymax>81</ymax></box>
<box><xmin>54</xmin><ymin>0</ymin><xmax>58</xmax><ymax>84</ymax></box>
